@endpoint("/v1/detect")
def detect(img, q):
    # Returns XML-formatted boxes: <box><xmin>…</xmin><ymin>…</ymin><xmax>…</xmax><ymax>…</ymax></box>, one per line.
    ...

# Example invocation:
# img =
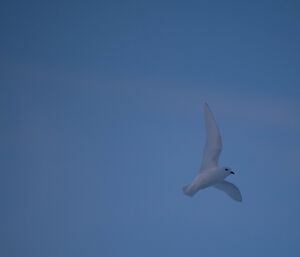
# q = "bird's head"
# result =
<box><xmin>221</xmin><ymin>166</ymin><xmax>235</xmax><ymax>177</ymax></box>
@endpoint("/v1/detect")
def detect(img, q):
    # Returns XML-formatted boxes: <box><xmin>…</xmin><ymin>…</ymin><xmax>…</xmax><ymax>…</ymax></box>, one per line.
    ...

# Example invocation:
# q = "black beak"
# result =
<box><xmin>230</xmin><ymin>171</ymin><xmax>235</xmax><ymax>174</ymax></box>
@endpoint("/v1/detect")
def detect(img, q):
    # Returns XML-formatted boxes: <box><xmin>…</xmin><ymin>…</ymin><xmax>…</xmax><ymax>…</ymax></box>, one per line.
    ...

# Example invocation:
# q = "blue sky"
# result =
<box><xmin>1</xmin><ymin>1</ymin><xmax>300</xmax><ymax>257</ymax></box>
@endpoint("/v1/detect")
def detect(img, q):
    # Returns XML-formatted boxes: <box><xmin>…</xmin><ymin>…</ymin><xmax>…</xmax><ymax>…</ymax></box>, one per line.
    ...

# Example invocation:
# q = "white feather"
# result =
<box><xmin>182</xmin><ymin>103</ymin><xmax>242</xmax><ymax>202</ymax></box>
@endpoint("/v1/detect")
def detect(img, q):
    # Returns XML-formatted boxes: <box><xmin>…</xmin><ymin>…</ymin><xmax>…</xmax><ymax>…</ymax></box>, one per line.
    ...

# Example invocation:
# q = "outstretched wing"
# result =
<box><xmin>199</xmin><ymin>103</ymin><xmax>222</xmax><ymax>172</ymax></box>
<box><xmin>214</xmin><ymin>180</ymin><xmax>242</xmax><ymax>202</ymax></box>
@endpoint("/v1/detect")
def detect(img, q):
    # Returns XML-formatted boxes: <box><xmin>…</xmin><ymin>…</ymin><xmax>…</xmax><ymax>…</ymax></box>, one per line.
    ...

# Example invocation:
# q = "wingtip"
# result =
<box><xmin>204</xmin><ymin>102</ymin><xmax>211</xmax><ymax>112</ymax></box>
<box><xmin>235</xmin><ymin>194</ymin><xmax>243</xmax><ymax>202</ymax></box>
<box><xmin>204</xmin><ymin>102</ymin><xmax>209</xmax><ymax>110</ymax></box>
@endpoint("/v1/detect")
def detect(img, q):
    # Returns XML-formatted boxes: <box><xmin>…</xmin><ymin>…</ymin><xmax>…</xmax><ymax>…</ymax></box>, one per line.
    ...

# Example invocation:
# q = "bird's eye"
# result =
<box><xmin>225</xmin><ymin>168</ymin><xmax>229</xmax><ymax>171</ymax></box>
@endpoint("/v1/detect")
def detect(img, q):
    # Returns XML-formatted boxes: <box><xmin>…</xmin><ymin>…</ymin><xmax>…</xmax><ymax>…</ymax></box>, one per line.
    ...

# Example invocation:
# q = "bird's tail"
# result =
<box><xmin>182</xmin><ymin>184</ymin><xmax>192</xmax><ymax>196</ymax></box>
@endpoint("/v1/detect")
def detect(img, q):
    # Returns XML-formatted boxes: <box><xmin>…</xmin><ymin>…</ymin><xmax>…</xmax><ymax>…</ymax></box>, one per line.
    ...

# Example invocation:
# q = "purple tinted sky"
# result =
<box><xmin>1</xmin><ymin>1</ymin><xmax>300</xmax><ymax>257</ymax></box>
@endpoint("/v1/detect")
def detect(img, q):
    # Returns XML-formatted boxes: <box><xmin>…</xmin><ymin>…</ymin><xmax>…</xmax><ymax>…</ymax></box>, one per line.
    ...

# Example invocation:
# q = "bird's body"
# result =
<box><xmin>182</xmin><ymin>103</ymin><xmax>242</xmax><ymax>202</ymax></box>
<box><xmin>183</xmin><ymin>167</ymin><xmax>231</xmax><ymax>197</ymax></box>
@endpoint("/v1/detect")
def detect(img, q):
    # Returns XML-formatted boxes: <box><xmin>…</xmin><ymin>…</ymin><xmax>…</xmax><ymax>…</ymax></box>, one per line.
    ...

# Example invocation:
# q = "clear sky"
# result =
<box><xmin>1</xmin><ymin>1</ymin><xmax>300</xmax><ymax>257</ymax></box>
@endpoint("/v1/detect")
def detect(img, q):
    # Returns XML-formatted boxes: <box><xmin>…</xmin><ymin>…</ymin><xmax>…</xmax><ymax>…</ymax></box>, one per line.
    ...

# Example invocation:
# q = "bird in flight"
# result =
<box><xmin>182</xmin><ymin>103</ymin><xmax>242</xmax><ymax>202</ymax></box>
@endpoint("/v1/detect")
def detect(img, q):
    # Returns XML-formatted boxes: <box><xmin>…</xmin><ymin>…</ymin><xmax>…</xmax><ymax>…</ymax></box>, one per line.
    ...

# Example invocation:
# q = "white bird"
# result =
<box><xmin>182</xmin><ymin>103</ymin><xmax>242</xmax><ymax>202</ymax></box>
